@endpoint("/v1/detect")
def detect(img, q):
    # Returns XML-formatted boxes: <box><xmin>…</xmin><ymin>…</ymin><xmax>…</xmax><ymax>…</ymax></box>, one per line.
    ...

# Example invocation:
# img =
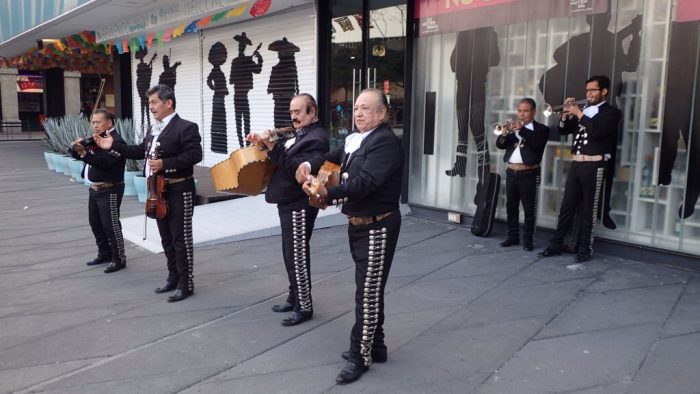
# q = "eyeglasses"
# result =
<box><xmin>585</xmin><ymin>88</ymin><xmax>601</xmax><ymax>93</ymax></box>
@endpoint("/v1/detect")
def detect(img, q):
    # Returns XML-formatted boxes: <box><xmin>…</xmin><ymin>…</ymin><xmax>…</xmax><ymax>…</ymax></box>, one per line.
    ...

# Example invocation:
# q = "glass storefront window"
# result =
<box><xmin>409</xmin><ymin>0</ymin><xmax>700</xmax><ymax>255</ymax></box>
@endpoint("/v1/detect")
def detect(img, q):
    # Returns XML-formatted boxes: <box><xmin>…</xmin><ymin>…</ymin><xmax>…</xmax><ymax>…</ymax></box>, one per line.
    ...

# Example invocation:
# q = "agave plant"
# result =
<box><xmin>43</xmin><ymin>115</ymin><xmax>91</xmax><ymax>154</ymax></box>
<box><xmin>115</xmin><ymin>118</ymin><xmax>144</xmax><ymax>172</ymax></box>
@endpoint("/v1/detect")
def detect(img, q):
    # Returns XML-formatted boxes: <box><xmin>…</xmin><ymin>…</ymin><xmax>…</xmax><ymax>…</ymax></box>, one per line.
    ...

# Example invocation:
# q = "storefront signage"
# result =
<box><xmin>677</xmin><ymin>0</ymin><xmax>700</xmax><ymax>22</ymax></box>
<box><xmin>416</xmin><ymin>0</ymin><xmax>608</xmax><ymax>36</ymax></box>
<box><xmin>416</xmin><ymin>0</ymin><xmax>516</xmax><ymax>18</ymax></box>
<box><xmin>570</xmin><ymin>0</ymin><xmax>594</xmax><ymax>13</ymax></box>
<box><xmin>16</xmin><ymin>75</ymin><xmax>43</xmax><ymax>93</ymax></box>
<box><xmin>96</xmin><ymin>0</ymin><xmax>261</xmax><ymax>42</ymax></box>
<box><xmin>96</xmin><ymin>0</ymin><xmax>313</xmax><ymax>42</ymax></box>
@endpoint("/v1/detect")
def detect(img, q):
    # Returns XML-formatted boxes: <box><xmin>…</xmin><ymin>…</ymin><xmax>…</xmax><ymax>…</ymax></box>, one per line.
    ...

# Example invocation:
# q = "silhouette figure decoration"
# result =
<box><xmin>658</xmin><ymin>21</ymin><xmax>700</xmax><ymax>219</ymax></box>
<box><xmin>229</xmin><ymin>32</ymin><xmax>263</xmax><ymax>148</ymax></box>
<box><xmin>207</xmin><ymin>42</ymin><xmax>230</xmax><ymax>154</ymax></box>
<box><xmin>267</xmin><ymin>37</ymin><xmax>300</xmax><ymax>128</ymax></box>
<box><xmin>446</xmin><ymin>27</ymin><xmax>500</xmax><ymax>199</ymax></box>
<box><xmin>135</xmin><ymin>48</ymin><xmax>158</xmax><ymax>131</ymax></box>
<box><xmin>158</xmin><ymin>50</ymin><xmax>182</xmax><ymax>92</ymax></box>
<box><xmin>539</xmin><ymin>10</ymin><xmax>641</xmax><ymax>229</ymax></box>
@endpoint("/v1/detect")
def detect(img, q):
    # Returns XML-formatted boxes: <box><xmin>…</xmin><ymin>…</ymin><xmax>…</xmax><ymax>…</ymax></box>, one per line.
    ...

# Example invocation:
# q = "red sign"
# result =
<box><xmin>677</xmin><ymin>0</ymin><xmax>700</xmax><ymax>22</ymax></box>
<box><xmin>383</xmin><ymin>80</ymin><xmax>390</xmax><ymax>94</ymax></box>
<box><xmin>16</xmin><ymin>75</ymin><xmax>43</xmax><ymax>93</ymax></box>
<box><xmin>416</xmin><ymin>0</ymin><xmax>516</xmax><ymax>18</ymax></box>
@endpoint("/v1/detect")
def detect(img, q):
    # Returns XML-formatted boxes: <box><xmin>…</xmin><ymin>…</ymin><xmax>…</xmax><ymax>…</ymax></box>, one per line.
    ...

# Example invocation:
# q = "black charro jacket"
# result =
<box><xmin>496</xmin><ymin>121</ymin><xmax>550</xmax><ymax>165</ymax></box>
<box><xmin>265</xmin><ymin>121</ymin><xmax>329</xmax><ymax>204</ymax></box>
<box><xmin>308</xmin><ymin>123</ymin><xmax>403</xmax><ymax>217</ymax></box>
<box><xmin>110</xmin><ymin>114</ymin><xmax>202</xmax><ymax>178</ymax></box>
<box><xmin>70</xmin><ymin>128</ymin><xmax>126</xmax><ymax>183</ymax></box>
<box><xmin>559</xmin><ymin>102</ymin><xmax>621</xmax><ymax>157</ymax></box>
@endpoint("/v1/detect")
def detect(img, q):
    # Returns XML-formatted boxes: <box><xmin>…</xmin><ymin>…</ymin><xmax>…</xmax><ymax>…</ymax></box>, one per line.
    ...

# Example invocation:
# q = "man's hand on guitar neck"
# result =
<box><xmin>302</xmin><ymin>178</ymin><xmax>328</xmax><ymax>209</ymax></box>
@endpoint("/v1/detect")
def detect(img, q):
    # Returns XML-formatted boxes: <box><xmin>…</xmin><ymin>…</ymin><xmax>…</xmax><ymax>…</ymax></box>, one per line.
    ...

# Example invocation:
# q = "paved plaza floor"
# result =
<box><xmin>1</xmin><ymin>141</ymin><xmax>699</xmax><ymax>393</ymax></box>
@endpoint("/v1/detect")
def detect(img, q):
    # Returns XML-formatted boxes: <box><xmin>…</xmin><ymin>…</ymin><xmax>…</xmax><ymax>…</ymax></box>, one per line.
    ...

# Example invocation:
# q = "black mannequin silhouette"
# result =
<box><xmin>159</xmin><ymin>52</ymin><xmax>182</xmax><ymax>92</ymax></box>
<box><xmin>135</xmin><ymin>48</ymin><xmax>157</xmax><ymax>131</ymax></box>
<box><xmin>658</xmin><ymin>21</ymin><xmax>700</xmax><ymax>219</ymax></box>
<box><xmin>207</xmin><ymin>42</ymin><xmax>229</xmax><ymax>154</ymax></box>
<box><xmin>539</xmin><ymin>10</ymin><xmax>641</xmax><ymax>229</ymax></box>
<box><xmin>446</xmin><ymin>27</ymin><xmax>500</xmax><ymax>201</ymax></box>
<box><xmin>229</xmin><ymin>32</ymin><xmax>263</xmax><ymax>148</ymax></box>
<box><xmin>267</xmin><ymin>37</ymin><xmax>300</xmax><ymax>128</ymax></box>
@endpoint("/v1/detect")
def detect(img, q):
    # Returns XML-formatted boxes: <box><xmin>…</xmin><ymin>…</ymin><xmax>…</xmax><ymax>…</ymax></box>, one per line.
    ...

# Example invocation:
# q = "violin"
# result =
<box><xmin>145</xmin><ymin>142</ymin><xmax>168</xmax><ymax>220</ymax></box>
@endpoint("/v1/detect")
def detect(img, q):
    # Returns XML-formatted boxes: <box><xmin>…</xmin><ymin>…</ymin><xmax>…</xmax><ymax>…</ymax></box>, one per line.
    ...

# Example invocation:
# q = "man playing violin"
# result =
<box><xmin>539</xmin><ymin>75</ymin><xmax>621</xmax><ymax>263</ymax></box>
<box><xmin>295</xmin><ymin>89</ymin><xmax>403</xmax><ymax>385</ymax></box>
<box><xmin>96</xmin><ymin>84</ymin><xmax>202</xmax><ymax>302</ymax></box>
<box><xmin>70</xmin><ymin>109</ymin><xmax>128</xmax><ymax>273</ymax></box>
<box><xmin>247</xmin><ymin>93</ymin><xmax>329</xmax><ymax>326</ymax></box>
<box><xmin>496</xmin><ymin>98</ymin><xmax>550</xmax><ymax>251</ymax></box>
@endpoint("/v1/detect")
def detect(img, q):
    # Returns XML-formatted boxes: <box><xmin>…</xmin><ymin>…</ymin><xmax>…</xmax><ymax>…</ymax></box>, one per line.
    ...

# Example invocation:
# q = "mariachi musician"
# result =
<box><xmin>539</xmin><ymin>75</ymin><xmax>621</xmax><ymax>263</ymax></box>
<box><xmin>247</xmin><ymin>93</ymin><xmax>329</xmax><ymax>326</ymax></box>
<box><xmin>296</xmin><ymin>89</ymin><xmax>403</xmax><ymax>385</ymax></box>
<box><xmin>495</xmin><ymin>98</ymin><xmax>550</xmax><ymax>251</ymax></box>
<box><xmin>97</xmin><ymin>84</ymin><xmax>202</xmax><ymax>302</ymax></box>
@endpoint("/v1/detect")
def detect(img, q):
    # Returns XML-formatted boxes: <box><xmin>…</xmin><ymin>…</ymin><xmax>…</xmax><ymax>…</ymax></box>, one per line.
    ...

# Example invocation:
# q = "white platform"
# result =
<box><xmin>121</xmin><ymin>195</ymin><xmax>347</xmax><ymax>253</ymax></box>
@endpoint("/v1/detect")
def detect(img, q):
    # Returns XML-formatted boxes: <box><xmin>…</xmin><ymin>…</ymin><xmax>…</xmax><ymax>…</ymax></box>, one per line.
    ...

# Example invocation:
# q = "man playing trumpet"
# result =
<box><xmin>496</xmin><ymin>98</ymin><xmax>550</xmax><ymax>251</ymax></box>
<box><xmin>539</xmin><ymin>75</ymin><xmax>621</xmax><ymax>262</ymax></box>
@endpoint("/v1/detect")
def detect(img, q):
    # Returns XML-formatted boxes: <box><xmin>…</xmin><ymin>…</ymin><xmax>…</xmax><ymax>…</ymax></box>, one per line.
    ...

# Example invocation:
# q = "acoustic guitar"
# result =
<box><xmin>308</xmin><ymin>161</ymin><xmax>341</xmax><ymax>209</ymax></box>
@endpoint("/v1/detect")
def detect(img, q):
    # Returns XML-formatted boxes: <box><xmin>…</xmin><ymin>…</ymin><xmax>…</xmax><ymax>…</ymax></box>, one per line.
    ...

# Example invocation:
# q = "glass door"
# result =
<box><xmin>328</xmin><ymin>0</ymin><xmax>407</xmax><ymax>143</ymax></box>
<box><xmin>368</xmin><ymin>0</ymin><xmax>407</xmax><ymax>138</ymax></box>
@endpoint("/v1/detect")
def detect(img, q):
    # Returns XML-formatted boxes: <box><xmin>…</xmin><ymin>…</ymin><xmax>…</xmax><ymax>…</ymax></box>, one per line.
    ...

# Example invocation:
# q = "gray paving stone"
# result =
<box><xmin>537</xmin><ymin>284</ymin><xmax>682</xmax><ymax>339</ymax></box>
<box><xmin>626</xmin><ymin>332</ymin><xmax>700</xmax><ymax>394</ymax></box>
<box><xmin>662</xmin><ymin>276</ymin><xmax>700</xmax><ymax>337</ymax></box>
<box><xmin>475</xmin><ymin>324</ymin><xmax>660</xmax><ymax>394</ymax></box>
<box><xmin>429</xmin><ymin>279</ymin><xmax>591</xmax><ymax>333</ymax></box>
<box><xmin>586</xmin><ymin>259</ymin><xmax>691</xmax><ymax>292</ymax></box>
<box><xmin>0</xmin><ymin>359</ymin><xmax>99</xmax><ymax>393</ymax></box>
<box><xmin>423</xmin><ymin>250</ymin><xmax>536</xmax><ymax>281</ymax></box>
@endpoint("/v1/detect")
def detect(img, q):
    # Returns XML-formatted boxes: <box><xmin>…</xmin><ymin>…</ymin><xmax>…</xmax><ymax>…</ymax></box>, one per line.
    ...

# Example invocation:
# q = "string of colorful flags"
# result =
<box><xmin>0</xmin><ymin>0</ymin><xmax>271</xmax><ymax>72</ymax></box>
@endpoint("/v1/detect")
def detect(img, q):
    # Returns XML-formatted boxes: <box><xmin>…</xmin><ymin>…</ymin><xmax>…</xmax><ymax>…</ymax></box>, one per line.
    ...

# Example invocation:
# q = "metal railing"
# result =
<box><xmin>0</xmin><ymin>119</ymin><xmax>45</xmax><ymax>141</ymax></box>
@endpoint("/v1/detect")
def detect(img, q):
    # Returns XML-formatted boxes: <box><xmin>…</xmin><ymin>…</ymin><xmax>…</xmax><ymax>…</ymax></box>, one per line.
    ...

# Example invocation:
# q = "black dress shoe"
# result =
<box><xmin>86</xmin><ymin>256</ymin><xmax>111</xmax><ymax>266</ymax></box>
<box><xmin>575</xmin><ymin>253</ymin><xmax>591</xmax><ymax>262</ymax></box>
<box><xmin>538</xmin><ymin>247</ymin><xmax>562</xmax><ymax>258</ymax></box>
<box><xmin>271</xmin><ymin>302</ymin><xmax>294</xmax><ymax>313</ymax></box>
<box><xmin>281</xmin><ymin>311</ymin><xmax>312</xmax><ymax>326</ymax></box>
<box><xmin>336</xmin><ymin>361</ymin><xmax>368</xmax><ymax>385</ymax></box>
<box><xmin>500</xmin><ymin>238</ymin><xmax>519</xmax><ymax>247</ymax></box>
<box><xmin>103</xmin><ymin>262</ymin><xmax>125</xmax><ymax>273</ymax></box>
<box><xmin>167</xmin><ymin>289</ymin><xmax>192</xmax><ymax>303</ymax></box>
<box><xmin>341</xmin><ymin>349</ymin><xmax>387</xmax><ymax>363</ymax></box>
<box><xmin>154</xmin><ymin>282</ymin><xmax>177</xmax><ymax>294</ymax></box>
<box><xmin>523</xmin><ymin>243</ymin><xmax>533</xmax><ymax>252</ymax></box>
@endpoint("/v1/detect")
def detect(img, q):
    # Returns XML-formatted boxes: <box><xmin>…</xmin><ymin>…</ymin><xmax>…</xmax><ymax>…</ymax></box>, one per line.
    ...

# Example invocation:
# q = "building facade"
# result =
<box><xmin>1</xmin><ymin>0</ymin><xmax>698</xmax><ymax>259</ymax></box>
<box><xmin>409</xmin><ymin>0</ymin><xmax>700</xmax><ymax>257</ymax></box>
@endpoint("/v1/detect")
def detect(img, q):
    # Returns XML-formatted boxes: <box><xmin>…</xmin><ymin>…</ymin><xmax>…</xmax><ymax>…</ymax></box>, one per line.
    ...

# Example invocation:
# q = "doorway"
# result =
<box><xmin>325</xmin><ymin>0</ymin><xmax>408</xmax><ymax>144</ymax></box>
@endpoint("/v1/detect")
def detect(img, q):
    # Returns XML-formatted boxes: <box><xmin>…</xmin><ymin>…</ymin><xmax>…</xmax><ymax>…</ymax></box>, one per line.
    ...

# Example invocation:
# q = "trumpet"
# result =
<box><xmin>543</xmin><ymin>99</ymin><xmax>588</xmax><ymax>118</ymax></box>
<box><xmin>492</xmin><ymin>119</ymin><xmax>523</xmax><ymax>136</ymax></box>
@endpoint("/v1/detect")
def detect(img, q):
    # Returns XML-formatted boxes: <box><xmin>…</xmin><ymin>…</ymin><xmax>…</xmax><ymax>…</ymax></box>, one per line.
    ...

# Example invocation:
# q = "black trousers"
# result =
<box><xmin>156</xmin><ymin>179</ymin><xmax>195</xmax><ymax>292</ymax></box>
<box><xmin>548</xmin><ymin>161</ymin><xmax>606</xmax><ymax>255</ymax></box>
<box><xmin>505</xmin><ymin>168</ymin><xmax>541</xmax><ymax>244</ymax></box>
<box><xmin>88</xmin><ymin>183</ymin><xmax>126</xmax><ymax>264</ymax></box>
<box><xmin>347</xmin><ymin>209</ymin><xmax>401</xmax><ymax>367</ymax></box>
<box><xmin>277</xmin><ymin>198</ymin><xmax>319</xmax><ymax>313</ymax></box>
